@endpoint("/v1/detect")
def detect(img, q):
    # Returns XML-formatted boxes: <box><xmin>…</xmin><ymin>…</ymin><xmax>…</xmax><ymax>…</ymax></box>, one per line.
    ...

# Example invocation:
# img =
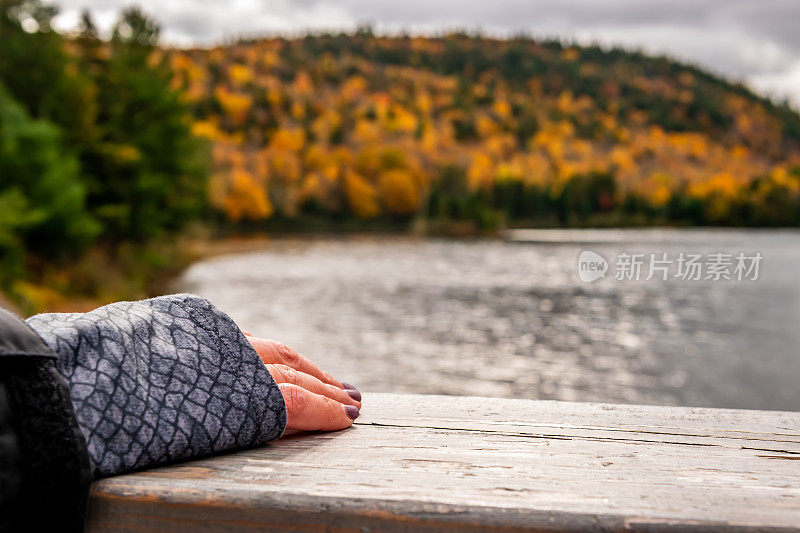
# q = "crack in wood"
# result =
<box><xmin>359</xmin><ymin>421</ymin><xmax>729</xmax><ymax>449</ymax></box>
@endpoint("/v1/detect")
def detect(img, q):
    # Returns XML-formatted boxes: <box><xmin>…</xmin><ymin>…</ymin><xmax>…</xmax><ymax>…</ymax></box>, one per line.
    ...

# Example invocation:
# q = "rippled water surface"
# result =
<box><xmin>176</xmin><ymin>229</ymin><xmax>800</xmax><ymax>411</ymax></box>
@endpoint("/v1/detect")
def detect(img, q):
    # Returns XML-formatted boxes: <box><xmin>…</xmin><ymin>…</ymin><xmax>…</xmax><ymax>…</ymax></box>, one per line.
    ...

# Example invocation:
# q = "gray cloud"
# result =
<box><xmin>52</xmin><ymin>0</ymin><xmax>800</xmax><ymax>107</ymax></box>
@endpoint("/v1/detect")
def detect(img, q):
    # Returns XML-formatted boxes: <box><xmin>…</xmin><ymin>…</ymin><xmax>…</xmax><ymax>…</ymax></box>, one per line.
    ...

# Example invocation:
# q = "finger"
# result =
<box><xmin>280</xmin><ymin>383</ymin><xmax>358</xmax><ymax>431</ymax></box>
<box><xmin>267</xmin><ymin>364</ymin><xmax>360</xmax><ymax>408</ymax></box>
<box><xmin>242</xmin><ymin>331</ymin><xmax>253</xmax><ymax>337</ymax></box>
<box><xmin>247</xmin><ymin>337</ymin><xmax>344</xmax><ymax>388</ymax></box>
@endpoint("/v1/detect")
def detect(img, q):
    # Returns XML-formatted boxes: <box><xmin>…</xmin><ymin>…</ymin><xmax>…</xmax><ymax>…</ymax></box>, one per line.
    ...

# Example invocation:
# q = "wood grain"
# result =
<box><xmin>87</xmin><ymin>393</ymin><xmax>800</xmax><ymax>532</ymax></box>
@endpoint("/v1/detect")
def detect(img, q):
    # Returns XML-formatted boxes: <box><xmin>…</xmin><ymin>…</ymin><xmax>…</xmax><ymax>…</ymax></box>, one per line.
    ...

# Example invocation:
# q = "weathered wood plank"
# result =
<box><xmin>87</xmin><ymin>393</ymin><xmax>800</xmax><ymax>532</ymax></box>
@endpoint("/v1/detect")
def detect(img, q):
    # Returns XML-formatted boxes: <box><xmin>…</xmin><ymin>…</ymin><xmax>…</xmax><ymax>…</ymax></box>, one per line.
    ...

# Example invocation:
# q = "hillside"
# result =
<box><xmin>172</xmin><ymin>33</ymin><xmax>800</xmax><ymax>228</ymax></box>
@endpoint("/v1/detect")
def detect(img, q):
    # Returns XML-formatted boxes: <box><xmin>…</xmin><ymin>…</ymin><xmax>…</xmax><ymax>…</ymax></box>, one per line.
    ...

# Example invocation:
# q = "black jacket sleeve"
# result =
<box><xmin>0</xmin><ymin>307</ymin><xmax>91</xmax><ymax>533</ymax></box>
<box><xmin>25</xmin><ymin>294</ymin><xmax>287</xmax><ymax>478</ymax></box>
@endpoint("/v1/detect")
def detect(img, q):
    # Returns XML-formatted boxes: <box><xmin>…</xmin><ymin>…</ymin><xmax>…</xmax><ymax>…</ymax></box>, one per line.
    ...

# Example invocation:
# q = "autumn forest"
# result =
<box><xmin>177</xmin><ymin>30</ymin><xmax>800</xmax><ymax>230</ymax></box>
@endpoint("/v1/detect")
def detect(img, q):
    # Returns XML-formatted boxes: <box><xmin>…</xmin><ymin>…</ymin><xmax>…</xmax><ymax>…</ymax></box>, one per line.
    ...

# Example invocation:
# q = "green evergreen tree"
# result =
<box><xmin>80</xmin><ymin>6</ymin><xmax>207</xmax><ymax>240</ymax></box>
<box><xmin>0</xmin><ymin>0</ymin><xmax>97</xmax><ymax>146</ymax></box>
<box><xmin>0</xmin><ymin>82</ymin><xmax>99</xmax><ymax>280</ymax></box>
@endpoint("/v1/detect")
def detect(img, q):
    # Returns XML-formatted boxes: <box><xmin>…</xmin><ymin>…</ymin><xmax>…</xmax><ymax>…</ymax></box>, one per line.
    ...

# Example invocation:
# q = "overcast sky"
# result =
<box><xmin>52</xmin><ymin>0</ymin><xmax>800</xmax><ymax>108</ymax></box>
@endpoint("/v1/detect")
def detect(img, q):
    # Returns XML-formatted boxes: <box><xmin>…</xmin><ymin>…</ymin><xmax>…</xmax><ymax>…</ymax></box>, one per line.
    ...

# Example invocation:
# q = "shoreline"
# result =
<box><xmin>7</xmin><ymin>226</ymin><xmax>800</xmax><ymax>317</ymax></box>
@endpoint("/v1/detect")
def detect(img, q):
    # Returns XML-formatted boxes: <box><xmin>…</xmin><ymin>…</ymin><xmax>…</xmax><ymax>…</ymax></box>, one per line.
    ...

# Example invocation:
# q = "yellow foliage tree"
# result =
<box><xmin>228</xmin><ymin>64</ymin><xmax>253</xmax><ymax>86</ymax></box>
<box><xmin>345</xmin><ymin>171</ymin><xmax>381</xmax><ymax>219</ymax></box>
<box><xmin>378</xmin><ymin>169</ymin><xmax>420</xmax><ymax>215</ymax></box>
<box><xmin>270</xmin><ymin>127</ymin><xmax>306</xmax><ymax>152</ymax></box>
<box><xmin>467</xmin><ymin>152</ymin><xmax>494</xmax><ymax>190</ymax></box>
<box><xmin>220</xmin><ymin>169</ymin><xmax>273</xmax><ymax>221</ymax></box>
<box><xmin>214</xmin><ymin>86</ymin><xmax>252</xmax><ymax>127</ymax></box>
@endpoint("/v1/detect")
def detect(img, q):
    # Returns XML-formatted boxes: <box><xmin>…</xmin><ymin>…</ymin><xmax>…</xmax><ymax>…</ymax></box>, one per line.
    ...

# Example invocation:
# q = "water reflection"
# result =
<box><xmin>177</xmin><ymin>230</ymin><xmax>800</xmax><ymax>411</ymax></box>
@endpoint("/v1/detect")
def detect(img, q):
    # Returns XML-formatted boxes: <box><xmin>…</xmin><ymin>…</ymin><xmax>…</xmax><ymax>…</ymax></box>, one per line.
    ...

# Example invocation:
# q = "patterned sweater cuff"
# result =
<box><xmin>27</xmin><ymin>294</ymin><xmax>287</xmax><ymax>478</ymax></box>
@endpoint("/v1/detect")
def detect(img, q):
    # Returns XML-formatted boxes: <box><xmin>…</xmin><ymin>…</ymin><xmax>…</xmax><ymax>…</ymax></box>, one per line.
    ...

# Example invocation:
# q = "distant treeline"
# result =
<box><xmin>172</xmin><ymin>28</ymin><xmax>800</xmax><ymax>232</ymax></box>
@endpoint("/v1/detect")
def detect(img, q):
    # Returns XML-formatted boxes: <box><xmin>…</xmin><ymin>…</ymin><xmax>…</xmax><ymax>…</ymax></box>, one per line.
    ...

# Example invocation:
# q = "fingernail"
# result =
<box><xmin>345</xmin><ymin>389</ymin><xmax>362</xmax><ymax>402</ymax></box>
<box><xmin>342</xmin><ymin>382</ymin><xmax>358</xmax><ymax>392</ymax></box>
<box><xmin>344</xmin><ymin>405</ymin><xmax>360</xmax><ymax>419</ymax></box>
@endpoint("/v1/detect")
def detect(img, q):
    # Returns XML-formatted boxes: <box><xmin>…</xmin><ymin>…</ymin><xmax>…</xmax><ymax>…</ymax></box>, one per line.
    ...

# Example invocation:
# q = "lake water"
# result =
<box><xmin>176</xmin><ymin>229</ymin><xmax>800</xmax><ymax>411</ymax></box>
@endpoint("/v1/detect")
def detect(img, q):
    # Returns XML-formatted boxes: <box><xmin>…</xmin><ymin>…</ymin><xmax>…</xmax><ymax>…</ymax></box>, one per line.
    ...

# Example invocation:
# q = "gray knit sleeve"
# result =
<box><xmin>26</xmin><ymin>294</ymin><xmax>286</xmax><ymax>478</ymax></box>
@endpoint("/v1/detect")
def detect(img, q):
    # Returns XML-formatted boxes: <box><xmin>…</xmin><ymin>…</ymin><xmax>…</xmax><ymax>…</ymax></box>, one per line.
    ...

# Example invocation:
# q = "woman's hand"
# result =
<box><xmin>244</xmin><ymin>333</ymin><xmax>361</xmax><ymax>434</ymax></box>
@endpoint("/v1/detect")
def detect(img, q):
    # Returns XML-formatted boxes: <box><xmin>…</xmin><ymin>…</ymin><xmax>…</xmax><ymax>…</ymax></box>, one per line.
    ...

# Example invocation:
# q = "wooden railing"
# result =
<box><xmin>86</xmin><ymin>393</ymin><xmax>800</xmax><ymax>532</ymax></box>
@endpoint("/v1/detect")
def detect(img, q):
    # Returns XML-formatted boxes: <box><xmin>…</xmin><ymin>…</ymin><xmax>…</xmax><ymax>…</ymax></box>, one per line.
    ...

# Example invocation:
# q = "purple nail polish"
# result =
<box><xmin>342</xmin><ymin>382</ymin><xmax>358</xmax><ymax>392</ymax></box>
<box><xmin>346</xmin><ymin>389</ymin><xmax>362</xmax><ymax>402</ymax></box>
<box><xmin>344</xmin><ymin>405</ymin><xmax>360</xmax><ymax>419</ymax></box>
